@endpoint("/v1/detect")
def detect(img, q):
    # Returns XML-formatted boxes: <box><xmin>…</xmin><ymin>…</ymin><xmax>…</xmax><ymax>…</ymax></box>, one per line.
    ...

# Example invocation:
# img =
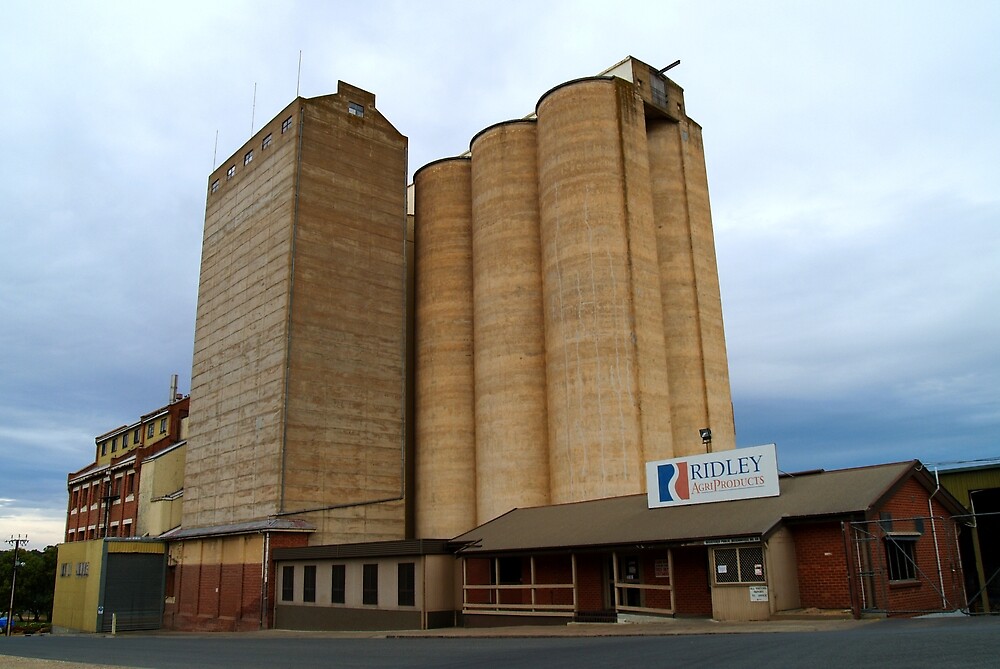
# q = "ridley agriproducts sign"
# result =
<box><xmin>646</xmin><ymin>444</ymin><xmax>780</xmax><ymax>508</ymax></box>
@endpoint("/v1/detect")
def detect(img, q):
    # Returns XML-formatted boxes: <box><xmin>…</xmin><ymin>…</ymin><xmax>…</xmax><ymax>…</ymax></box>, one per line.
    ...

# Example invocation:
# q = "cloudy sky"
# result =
<box><xmin>2</xmin><ymin>1</ymin><xmax>998</xmax><ymax>548</ymax></box>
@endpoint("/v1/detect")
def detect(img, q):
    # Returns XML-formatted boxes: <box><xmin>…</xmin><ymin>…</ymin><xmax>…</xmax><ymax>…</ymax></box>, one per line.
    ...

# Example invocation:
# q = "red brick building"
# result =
<box><xmin>450</xmin><ymin>461</ymin><xmax>968</xmax><ymax>623</ymax></box>
<box><xmin>64</xmin><ymin>395</ymin><xmax>189</xmax><ymax>542</ymax></box>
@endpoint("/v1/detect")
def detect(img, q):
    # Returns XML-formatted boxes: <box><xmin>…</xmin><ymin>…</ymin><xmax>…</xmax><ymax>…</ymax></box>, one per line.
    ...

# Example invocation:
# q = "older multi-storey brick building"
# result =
<box><xmin>63</xmin><ymin>393</ymin><xmax>189</xmax><ymax>542</ymax></box>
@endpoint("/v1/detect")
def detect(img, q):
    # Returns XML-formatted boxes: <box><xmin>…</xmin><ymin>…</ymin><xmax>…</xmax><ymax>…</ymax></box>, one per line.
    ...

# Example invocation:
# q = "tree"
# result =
<box><xmin>1</xmin><ymin>546</ymin><xmax>57</xmax><ymax>622</ymax></box>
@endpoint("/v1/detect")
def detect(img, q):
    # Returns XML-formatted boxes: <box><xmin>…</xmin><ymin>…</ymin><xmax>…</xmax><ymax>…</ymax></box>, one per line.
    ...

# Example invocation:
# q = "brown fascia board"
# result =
<box><xmin>272</xmin><ymin>539</ymin><xmax>454</xmax><ymax>562</ymax></box>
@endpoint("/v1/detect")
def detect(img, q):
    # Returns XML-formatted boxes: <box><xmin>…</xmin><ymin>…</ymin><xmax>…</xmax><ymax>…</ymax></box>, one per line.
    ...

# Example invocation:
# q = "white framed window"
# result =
<box><xmin>227</xmin><ymin>165</ymin><xmax>236</xmax><ymax>180</ymax></box>
<box><xmin>244</xmin><ymin>149</ymin><xmax>253</xmax><ymax>166</ymax></box>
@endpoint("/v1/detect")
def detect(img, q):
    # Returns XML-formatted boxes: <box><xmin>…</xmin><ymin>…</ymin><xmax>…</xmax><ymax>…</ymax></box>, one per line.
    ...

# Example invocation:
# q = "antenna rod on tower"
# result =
<box><xmin>251</xmin><ymin>82</ymin><xmax>257</xmax><ymax>136</ymax></box>
<box><xmin>659</xmin><ymin>59</ymin><xmax>681</xmax><ymax>74</ymax></box>
<box><xmin>213</xmin><ymin>130</ymin><xmax>218</xmax><ymax>169</ymax></box>
<box><xmin>296</xmin><ymin>50</ymin><xmax>302</xmax><ymax>98</ymax></box>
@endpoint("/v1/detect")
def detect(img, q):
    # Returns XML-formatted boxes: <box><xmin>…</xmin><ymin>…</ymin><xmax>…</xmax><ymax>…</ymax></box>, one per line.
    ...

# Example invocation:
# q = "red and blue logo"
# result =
<box><xmin>656</xmin><ymin>462</ymin><xmax>690</xmax><ymax>502</ymax></box>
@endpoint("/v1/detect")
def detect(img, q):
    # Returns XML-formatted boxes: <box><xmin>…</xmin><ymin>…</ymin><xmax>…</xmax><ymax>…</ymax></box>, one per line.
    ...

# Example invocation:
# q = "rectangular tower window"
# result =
<box><xmin>262</xmin><ymin>133</ymin><xmax>272</xmax><ymax>149</ymax></box>
<box><xmin>281</xmin><ymin>565</ymin><xmax>294</xmax><ymax>601</ymax></box>
<box><xmin>134</xmin><ymin>428</ymin><xmax>140</xmax><ymax>444</ymax></box>
<box><xmin>210</xmin><ymin>179</ymin><xmax>220</xmax><ymax>193</ymax></box>
<box><xmin>160</xmin><ymin>417</ymin><xmax>168</xmax><ymax>434</ymax></box>
<box><xmin>362</xmin><ymin>564</ymin><xmax>378</xmax><ymax>605</ymax></box>
<box><xmin>348</xmin><ymin>101</ymin><xmax>364</xmax><ymax>117</ymax></box>
<box><xmin>397</xmin><ymin>562</ymin><xmax>415</xmax><ymax>606</ymax></box>
<box><xmin>281</xmin><ymin>116</ymin><xmax>293</xmax><ymax>133</ymax></box>
<box><xmin>331</xmin><ymin>564</ymin><xmax>346</xmax><ymax>603</ymax></box>
<box><xmin>226</xmin><ymin>165</ymin><xmax>236</xmax><ymax>180</ymax></box>
<box><xmin>244</xmin><ymin>150</ymin><xmax>253</xmax><ymax>166</ymax></box>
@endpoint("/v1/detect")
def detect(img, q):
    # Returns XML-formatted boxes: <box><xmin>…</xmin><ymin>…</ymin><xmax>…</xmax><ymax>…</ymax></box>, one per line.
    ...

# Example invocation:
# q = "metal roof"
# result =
<box><xmin>160</xmin><ymin>517</ymin><xmax>314</xmax><ymax>541</ymax></box>
<box><xmin>451</xmin><ymin>461</ymin><xmax>945</xmax><ymax>554</ymax></box>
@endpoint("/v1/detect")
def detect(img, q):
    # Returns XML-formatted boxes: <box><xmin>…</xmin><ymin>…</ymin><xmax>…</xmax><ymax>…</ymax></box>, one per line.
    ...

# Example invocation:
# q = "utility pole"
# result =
<box><xmin>5</xmin><ymin>534</ymin><xmax>28</xmax><ymax>637</ymax></box>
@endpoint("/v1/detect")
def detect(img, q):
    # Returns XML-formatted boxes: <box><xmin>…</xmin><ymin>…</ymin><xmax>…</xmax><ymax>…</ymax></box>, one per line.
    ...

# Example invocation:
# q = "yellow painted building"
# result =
<box><xmin>53</xmin><ymin>539</ymin><xmax>167</xmax><ymax>633</ymax></box>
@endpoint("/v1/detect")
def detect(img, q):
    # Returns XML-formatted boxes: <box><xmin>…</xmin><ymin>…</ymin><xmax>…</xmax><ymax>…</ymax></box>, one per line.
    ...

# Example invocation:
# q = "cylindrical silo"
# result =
<box><xmin>413</xmin><ymin>157</ymin><xmax>478</xmax><ymax>538</ymax></box>
<box><xmin>470</xmin><ymin>120</ymin><xmax>550</xmax><ymax>524</ymax></box>
<box><xmin>647</xmin><ymin>118</ymin><xmax>735</xmax><ymax>455</ymax></box>
<box><xmin>536</xmin><ymin>77</ymin><xmax>648</xmax><ymax>504</ymax></box>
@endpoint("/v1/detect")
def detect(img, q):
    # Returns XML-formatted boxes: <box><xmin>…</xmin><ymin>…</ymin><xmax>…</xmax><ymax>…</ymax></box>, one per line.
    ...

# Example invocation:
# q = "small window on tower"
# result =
<box><xmin>348</xmin><ymin>102</ymin><xmax>364</xmax><ymax>118</ymax></box>
<box><xmin>281</xmin><ymin>116</ymin><xmax>293</xmax><ymax>133</ymax></box>
<box><xmin>210</xmin><ymin>179</ymin><xmax>220</xmax><ymax>193</ymax></box>
<box><xmin>262</xmin><ymin>133</ymin><xmax>272</xmax><ymax>150</ymax></box>
<box><xmin>244</xmin><ymin>150</ymin><xmax>253</xmax><ymax>166</ymax></box>
<box><xmin>227</xmin><ymin>165</ymin><xmax>236</xmax><ymax>180</ymax></box>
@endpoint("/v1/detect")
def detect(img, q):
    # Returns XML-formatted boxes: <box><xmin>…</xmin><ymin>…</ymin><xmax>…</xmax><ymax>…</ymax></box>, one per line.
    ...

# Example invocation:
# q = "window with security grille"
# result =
<box><xmin>885</xmin><ymin>536</ymin><xmax>917</xmax><ymax>581</ymax></box>
<box><xmin>714</xmin><ymin>545</ymin><xmax>766</xmax><ymax>584</ymax></box>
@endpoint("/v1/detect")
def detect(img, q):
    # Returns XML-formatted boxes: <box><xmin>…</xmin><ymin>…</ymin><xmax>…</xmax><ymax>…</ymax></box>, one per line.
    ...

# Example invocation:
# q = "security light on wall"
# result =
<box><xmin>699</xmin><ymin>428</ymin><xmax>712</xmax><ymax>446</ymax></box>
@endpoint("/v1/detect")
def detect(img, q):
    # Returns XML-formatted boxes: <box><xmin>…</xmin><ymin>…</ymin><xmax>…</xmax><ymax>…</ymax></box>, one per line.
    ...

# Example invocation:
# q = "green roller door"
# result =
<box><xmin>100</xmin><ymin>553</ymin><xmax>166</xmax><ymax>632</ymax></box>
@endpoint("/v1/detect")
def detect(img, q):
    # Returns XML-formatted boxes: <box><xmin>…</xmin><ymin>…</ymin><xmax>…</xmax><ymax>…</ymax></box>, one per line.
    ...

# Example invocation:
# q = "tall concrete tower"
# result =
<box><xmin>171</xmin><ymin>82</ymin><xmax>410</xmax><ymax>631</ymax></box>
<box><xmin>414</xmin><ymin>57</ymin><xmax>735</xmax><ymax>538</ymax></box>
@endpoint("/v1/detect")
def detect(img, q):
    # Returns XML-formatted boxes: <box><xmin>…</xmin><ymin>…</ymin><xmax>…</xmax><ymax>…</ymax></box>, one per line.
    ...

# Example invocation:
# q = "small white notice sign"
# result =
<box><xmin>749</xmin><ymin>586</ymin><xmax>769</xmax><ymax>602</ymax></box>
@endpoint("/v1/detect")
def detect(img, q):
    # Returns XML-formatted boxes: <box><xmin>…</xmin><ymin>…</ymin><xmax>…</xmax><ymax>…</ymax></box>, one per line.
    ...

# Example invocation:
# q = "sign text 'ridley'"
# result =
<box><xmin>645</xmin><ymin>444</ymin><xmax>780</xmax><ymax>508</ymax></box>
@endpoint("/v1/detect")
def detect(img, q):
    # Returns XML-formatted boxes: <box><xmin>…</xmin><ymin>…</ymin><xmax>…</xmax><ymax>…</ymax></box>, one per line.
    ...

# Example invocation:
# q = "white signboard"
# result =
<box><xmin>646</xmin><ymin>443</ymin><xmax>780</xmax><ymax>508</ymax></box>
<box><xmin>749</xmin><ymin>586</ymin><xmax>769</xmax><ymax>602</ymax></box>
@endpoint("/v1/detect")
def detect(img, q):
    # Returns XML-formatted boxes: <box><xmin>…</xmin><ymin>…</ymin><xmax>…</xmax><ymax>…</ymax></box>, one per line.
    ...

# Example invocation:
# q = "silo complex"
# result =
<box><xmin>414</xmin><ymin>56</ymin><xmax>736</xmax><ymax>535</ymax></box>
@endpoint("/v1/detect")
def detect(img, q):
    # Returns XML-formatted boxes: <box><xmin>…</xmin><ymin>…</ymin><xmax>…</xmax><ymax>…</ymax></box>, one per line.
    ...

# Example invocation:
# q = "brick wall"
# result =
<box><xmin>876</xmin><ymin>478</ymin><xmax>965</xmax><ymax>614</ymax></box>
<box><xmin>672</xmin><ymin>547</ymin><xmax>712</xmax><ymax>616</ymax></box>
<box><xmin>574</xmin><ymin>553</ymin><xmax>606</xmax><ymax>612</ymax></box>
<box><xmin>793</xmin><ymin>522</ymin><xmax>852</xmax><ymax>609</ymax></box>
<box><xmin>167</xmin><ymin>532</ymin><xmax>308</xmax><ymax>631</ymax></box>
<box><xmin>639</xmin><ymin>550</ymin><xmax>672</xmax><ymax>610</ymax></box>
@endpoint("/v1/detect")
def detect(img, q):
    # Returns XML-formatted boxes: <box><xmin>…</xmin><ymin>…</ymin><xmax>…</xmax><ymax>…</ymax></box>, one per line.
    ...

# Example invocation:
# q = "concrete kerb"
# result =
<box><xmin>128</xmin><ymin>617</ymin><xmax>877</xmax><ymax>639</ymax></box>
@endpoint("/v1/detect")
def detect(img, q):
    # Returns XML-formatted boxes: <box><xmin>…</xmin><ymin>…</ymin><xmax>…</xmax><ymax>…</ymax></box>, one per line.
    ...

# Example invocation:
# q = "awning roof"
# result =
<box><xmin>452</xmin><ymin>461</ymin><xmax>942</xmax><ymax>554</ymax></box>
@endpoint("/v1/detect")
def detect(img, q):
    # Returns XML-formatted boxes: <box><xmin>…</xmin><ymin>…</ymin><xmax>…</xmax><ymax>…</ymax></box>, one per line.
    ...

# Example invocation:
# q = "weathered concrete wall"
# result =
<box><xmin>185</xmin><ymin>84</ymin><xmax>409</xmax><ymax>543</ymax></box>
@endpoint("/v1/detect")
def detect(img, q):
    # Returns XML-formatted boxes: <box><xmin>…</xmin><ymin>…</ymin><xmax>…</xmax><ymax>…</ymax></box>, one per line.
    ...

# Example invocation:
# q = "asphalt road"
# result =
<box><xmin>1</xmin><ymin>617</ymin><xmax>998</xmax><ymax>669</ymax></box>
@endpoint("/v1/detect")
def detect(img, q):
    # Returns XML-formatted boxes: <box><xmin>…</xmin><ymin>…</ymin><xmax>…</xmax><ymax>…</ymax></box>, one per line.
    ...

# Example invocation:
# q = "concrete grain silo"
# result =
<box><xmin>413</xmin><ymin>158</ymin><xmax>477</xmax><ymax>538</ymax></box>
<box><xmin>535</xmin><ymin>77</ymin><xmax>672</xmax><ymax>503</ymax></box>
<box><xmin>470</xmin><ymin>121</ymin><xmax>550</xmax><ymax>523</ymax></box>
<box><xmin>647</xmin><ymin>117</ymin><xmax>736</xmax><ymax>455</ymax></box>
